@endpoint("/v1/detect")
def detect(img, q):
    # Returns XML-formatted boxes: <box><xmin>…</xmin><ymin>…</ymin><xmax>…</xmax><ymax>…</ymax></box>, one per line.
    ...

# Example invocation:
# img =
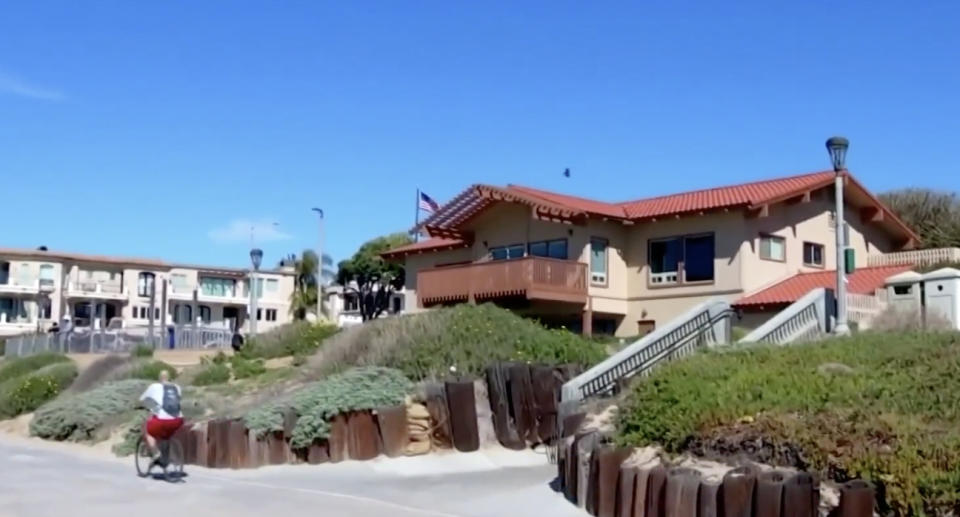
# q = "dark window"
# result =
<box><xmin>803</xmin><ymin>242</ymin><xmax>824</xmax><ymax>267</ymax></box>
<box><xmin>528</xmin><ymin>239</ymin><xmax>568</xmax><ymax>260</ymax></box>
<box><xmin>266</xmin><ymin>309</ymin><xmax>277</xmax><ymax>322</ymax></box>
<box><xmin>590</xmin><ymin>238</ymin><xmax>608</xmax><ymax>285</ymax></box>
<box><xmin>649</xmin><ymin>238</ymin><xmax>682</xmax><ymax>274</ymax></box>
<box><xmin>173</xmin><ymin>304</ymin><xmax>192</xmax><ymax>324</ymax></box>
<box><xmin>683</xmin><ymin>234</ymin><xmax>715</xmax><ymax>282</ymax></box>
<box><xmin>137</xmin><ymin>272</ymin><xmax>155</xmax><ymax>297</ymax></box>
<box><xmin>893</xmin><ymin>285</ymin><xmax>912</xmax><ymax>295</ymax></box>
<box><xmin>344</xmin><ymin>294</ymin><xmax>359</xmax><ymax>312</ymax></box>
<box><xmin>490</xmin><ymin>244</ymin><xmax>525</xmax><ymax>261</ymax></box>
<box><xmin>256</xmin><ymin>308</ymin><xmax>263</xmax><ymax>321</ymax></box>
<box><xmin>199</xmin><ymin>305</ymin><xmax>212</xmax><ymax>324</ymax></box>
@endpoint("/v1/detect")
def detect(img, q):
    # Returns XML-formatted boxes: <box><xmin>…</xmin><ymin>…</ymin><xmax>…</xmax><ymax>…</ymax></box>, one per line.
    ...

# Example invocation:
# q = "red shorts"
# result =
<box><xmin>145</xmin><ymin>416</ymin><xmax>184</xmax><ymax>440</ymax></box>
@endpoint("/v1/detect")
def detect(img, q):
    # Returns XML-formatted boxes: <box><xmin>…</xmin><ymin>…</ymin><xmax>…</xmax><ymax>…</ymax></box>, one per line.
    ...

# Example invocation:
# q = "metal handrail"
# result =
<box><xmin>738</xmin><ymin>288</ymin><xmax>833</xmax><ymax>345</ymax></box>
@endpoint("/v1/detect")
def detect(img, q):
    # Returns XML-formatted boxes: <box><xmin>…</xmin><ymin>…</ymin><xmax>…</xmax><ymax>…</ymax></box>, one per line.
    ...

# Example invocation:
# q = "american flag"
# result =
<box><xmin>419</xmin><ymin>191</ymin><xmax>440</xmax><ymax>213</ymax></box>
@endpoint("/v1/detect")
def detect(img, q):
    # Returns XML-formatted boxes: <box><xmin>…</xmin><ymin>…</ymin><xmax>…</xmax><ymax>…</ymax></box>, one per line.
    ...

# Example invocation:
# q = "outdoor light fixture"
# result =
<box><xmin>825</xmin><ymin>136</ymin><xmax>849</xmax><ymax>172</ymax></box>
<box><xmin>250</xmin><ymin>248</ymin><xmax>263</xmax><ymax>271</ymax></box>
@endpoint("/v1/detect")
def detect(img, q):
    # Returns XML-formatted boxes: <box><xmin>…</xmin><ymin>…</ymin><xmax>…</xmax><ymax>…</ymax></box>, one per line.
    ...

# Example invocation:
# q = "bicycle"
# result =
<box><xmin>134</xmin><ymin>433</ymin><xmax>184</xmax><ymax>482</ymax></box>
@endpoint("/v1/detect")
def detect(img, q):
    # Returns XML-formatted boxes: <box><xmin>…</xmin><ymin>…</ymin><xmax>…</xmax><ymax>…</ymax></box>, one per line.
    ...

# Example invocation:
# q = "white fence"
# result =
<box><xmin>868</xmin><ymin>248</ymin><xmax>960</xmax><ymax>268</ymax></box>
<box><xmin>846</xmin><ymin>290</ymin><xmax>888</xmax><ymax>329</ymax></box>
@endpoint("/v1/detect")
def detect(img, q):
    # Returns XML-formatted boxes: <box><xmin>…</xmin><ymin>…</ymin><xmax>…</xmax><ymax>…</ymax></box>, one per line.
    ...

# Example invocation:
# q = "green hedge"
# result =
<box><xmin>0</xmin><ymin>353</ymin><xmax>70</xmax><ymax>384</ymax></box>
<box><xmin>244</xmin><ymin>366</ymin><xmax>411</xmax><ymax>448</ymax></box>
<box><xmin>231</xmin><ymin>356</ymin><xmax>266</xmax><ymax>380</ymax></box>
<box><xmin>127</xmin><ymin>360</ymin><xmax>178</xmax><ymax>381</ymax></box>
<box><xmin>192</xmin><ymin>363</ymin><xmax>231</xmax><ymax>386</ymax></box>
<box><xmin>0</xmin><ymin>362</ymin><xmax>78</xmax><ymax>418</ymax></box>
<box><xmin>617</xmin><ymin>332</ymin><xmax>960</xmax><ymax>516</ymax></box>
<box><xmin>30</xmin><ymin>379</ymin><xmax>150</xmax><ymax>441</ymax></box>
<box><xmin>131</xmin><ymin>345</ymin><xmax>154</xmax><ymax>358</ymax></box>
<box><xmin>240</xmin><ymin>321</ymin><xmax>338</xmax><ymax>359</ymax></box>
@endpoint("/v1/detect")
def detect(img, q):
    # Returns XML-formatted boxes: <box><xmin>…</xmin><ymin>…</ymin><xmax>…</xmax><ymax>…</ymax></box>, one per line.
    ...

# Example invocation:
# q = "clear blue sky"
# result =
<box><xmin>2</xmin><ymin>1</ymin><xmax>958</xmax><ymax>268</ymax></box>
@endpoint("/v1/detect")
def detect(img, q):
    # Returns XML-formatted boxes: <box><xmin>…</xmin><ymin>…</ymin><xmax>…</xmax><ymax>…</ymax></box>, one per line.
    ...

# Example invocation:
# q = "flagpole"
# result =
<box><xmin>414</xmin><ymin>188</ymin><xmax>421</xmax><ymax>242</ymax></box>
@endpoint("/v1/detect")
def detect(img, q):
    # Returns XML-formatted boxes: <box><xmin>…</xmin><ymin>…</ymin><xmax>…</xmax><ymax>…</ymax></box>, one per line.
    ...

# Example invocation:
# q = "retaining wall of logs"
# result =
<box><xmin>171</xmin><ymin>362</ymin><xmax>579</xmax><ymax>468</ymax></box>
<box><xmin>558</xmin><ymin>431</ymin><xmax>879</xmax><ymax>517</ymax></box>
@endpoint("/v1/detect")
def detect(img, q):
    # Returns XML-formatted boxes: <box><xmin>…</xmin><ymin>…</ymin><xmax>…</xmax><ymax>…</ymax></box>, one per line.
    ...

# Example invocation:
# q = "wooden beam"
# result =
<box><xmin>787</xmin><ymin>191</ymin><xmax>812</xmax><ymax>204</ymax></box>
<box><xmin>746</xmin><ymin>204</ymin><xmax>770</xmax><ymax>219</ymax></box>
<box><xmin>860</xmin><ymin>206</ymin><xmax>884</xmax><ymax>223</ymax></box>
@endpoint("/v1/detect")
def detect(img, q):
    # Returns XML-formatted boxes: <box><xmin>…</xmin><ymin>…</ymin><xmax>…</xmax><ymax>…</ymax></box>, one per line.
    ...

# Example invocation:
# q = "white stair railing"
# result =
<box><xmin>738</xmin><ymin>288</ymin><xmax>833</xmax><ymax>345</ymax></box>
<box><xmin>561</xmin><ymin>299</ymin><xmax>733</xmax><ymax>405</ymax></box>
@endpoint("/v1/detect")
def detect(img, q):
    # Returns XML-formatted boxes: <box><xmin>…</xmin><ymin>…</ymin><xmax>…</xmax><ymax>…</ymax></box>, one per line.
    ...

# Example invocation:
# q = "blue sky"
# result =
<box><xmin>2</xmin><ymin>1</ymin><xmax>958</xmax><ymax>268</ymax></box>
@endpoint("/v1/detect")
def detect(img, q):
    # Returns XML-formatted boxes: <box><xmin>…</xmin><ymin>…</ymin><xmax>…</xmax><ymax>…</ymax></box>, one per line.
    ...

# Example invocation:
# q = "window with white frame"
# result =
<box><xmin>803</xmin><ymin>242</ymin><xmax>825</xmax><ymax>267</ymax></box>
<box><xmin>39</xmin><ymin>264</ymin><xmax>55</xmax><ymax>288</ymax></box>
<box><xmin>759</xmin><ymin>234</ymin><xmax>786</xmax><ymax>262</ymax></box>
<box><xmin>590</xmin><ymin>237</ymin><xmax>608</xmax><ymax>285</ymax></box>
<box><xmin>138</xmin><ymin>272</ymin><xmax>155</xmax><ymax>297</ymax></box>
<box><xmin>648</xmin><ymin>234</ymin><xmax>715</xmax><ymax>284</ymax></box>
<box><xmin>489</xmin><ymin>244</ymin><xmax>525</xmax><ymax>261</ymax></box>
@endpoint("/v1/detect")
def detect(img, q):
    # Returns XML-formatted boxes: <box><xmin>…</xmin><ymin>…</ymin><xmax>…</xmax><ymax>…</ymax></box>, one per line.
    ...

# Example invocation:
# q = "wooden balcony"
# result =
<box><xmin>417</xmin><ymin>257</ymin><xmax>588</xmax><ymax>306</ymax></box>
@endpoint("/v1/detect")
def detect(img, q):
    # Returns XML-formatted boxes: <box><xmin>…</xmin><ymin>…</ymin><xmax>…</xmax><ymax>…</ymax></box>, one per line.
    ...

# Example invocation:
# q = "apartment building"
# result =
<box><xmin>382</xmin><ymin>170</ymin><xmax>919</xmax><ymax>337</ymax></box>
<box><xmin>0</xmin><ymin>248</ymin><xmax>295</xmax><ymax>337</ymax></box>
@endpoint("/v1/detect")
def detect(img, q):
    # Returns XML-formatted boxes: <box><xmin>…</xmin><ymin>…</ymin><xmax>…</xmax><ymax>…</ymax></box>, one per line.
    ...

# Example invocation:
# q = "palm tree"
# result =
<box><xmin>282</xmin><ymin>250</ymin><xmax>335</xmax><ymax>320</ymax></box>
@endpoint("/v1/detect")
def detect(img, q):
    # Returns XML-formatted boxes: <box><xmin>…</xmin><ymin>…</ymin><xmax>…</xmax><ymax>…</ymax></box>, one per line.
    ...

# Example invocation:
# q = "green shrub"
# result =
<box><xmin>616</xmin><ymin>331</ymin><xmax>960</xmax><ymax>516</ymax></box>
<box><xmin>240</xmin><ymin>322</ymin><xmax>338</xmax><ymax>359</ymax></box>
<box><xmin>244</xmin><ymin>366</ymin><xmax>411</xmax><ymax>448</ymax></box>
<box><xmin>309</xmin><ymin>303</ymin><xmax>606</xmax><ymax>380</ymax></box>
<box><xmin>30</xmin><ymin>379</ymin><xmax>150</xmax><ymax>441</ymax></box>
<box><xmin>112</xmin><ymin>412</ymin><xmax>149</xmax><ymax>457</ymax></box>
<box><xmin>0</xmin><ymin>353</ymin><xmax>70</xmax><ymax>384</ymax></box>
<box><xmin>230</xmin><ymin>356</ymin><xmax>266</xmax><ymax>380</ymax></box>
<box><xmin>130</xmin><ymin>345</ymin><xmax>154</xmax><ymax>358</ymax></box>
<box><xmin>127</xmin><ymin>360</ymin><xmax>178</xmax><ymax>381</ymax></box>
<box><xmin>0</xmin><ymin>362</ymin><xmax>79</xmax><ymax>418</ymax></box>
<box><xmin>0</xmin><ymin>339</ymin><xmax>5</xmax><ymax>356</ymax></box>
<box><xmin>191</xmin><ymin>363</ymin><xmax>231</xmax><ymax>386</ymax></box>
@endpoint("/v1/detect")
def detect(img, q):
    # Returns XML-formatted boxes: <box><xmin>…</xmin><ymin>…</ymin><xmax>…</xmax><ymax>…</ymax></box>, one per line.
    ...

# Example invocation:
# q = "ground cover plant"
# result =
<box><xmin>0</xmin><ymin>362</ymin><xmax>78</xmax><ymax>418</ymax></box>
<box><xmin>30</xmin><ymin>379</ymin><xmax>151</xmax><ymax>441</ymax></box>
<box><xmin>307</xmin><ymin>303</ymin><xmax>606</xmax><ymax>380</ymax></box>
<box><xmin>616</xmin><ymin>331</ymin><xmax>960</xmax><ymax>516</ymax></box>
<box><xmin>0</xmin><ymin>353</ymin><xmax>70</xmax><ymax>384</ymax></box>
<box><xmin>240</xmin><ymin>321</ymin><xmax>338</xmax><ymax>359</ymax></box>
<box><xmin>244</xmin><ymin>366</ymin><xmax>411</xmax><ymax>449</ymax></box>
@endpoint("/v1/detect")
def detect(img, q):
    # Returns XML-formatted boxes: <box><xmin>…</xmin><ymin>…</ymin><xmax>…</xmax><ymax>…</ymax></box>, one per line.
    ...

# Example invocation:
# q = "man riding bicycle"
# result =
<box><xmin>139</xmin><ymin>370</ymin><xmax>184</xmax><ymax>461</ymax></box>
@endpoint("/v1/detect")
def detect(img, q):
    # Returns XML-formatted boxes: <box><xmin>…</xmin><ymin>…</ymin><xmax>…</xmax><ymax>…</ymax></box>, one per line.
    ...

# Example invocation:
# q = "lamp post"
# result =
<box><xmin>311</xmin><ymin>208</ymin><xmax>324</xmax><ymax>321</ymax></box>
<box><xmin>826</xmin><ymin>136</ymin><xmax>850</xmax><ymax>335</ymax></box>
<box><xmin>249</xmin><ymin>248</ymin><xmax>263</xmax><ymax>336</ymax></box>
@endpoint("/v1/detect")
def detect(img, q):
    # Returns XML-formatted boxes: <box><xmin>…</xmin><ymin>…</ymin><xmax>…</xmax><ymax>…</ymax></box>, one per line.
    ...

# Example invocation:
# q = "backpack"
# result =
<box><xmin>161</xmin><ymin>384</ymin><xmax>181</xmax><ymax>416</ymax></box>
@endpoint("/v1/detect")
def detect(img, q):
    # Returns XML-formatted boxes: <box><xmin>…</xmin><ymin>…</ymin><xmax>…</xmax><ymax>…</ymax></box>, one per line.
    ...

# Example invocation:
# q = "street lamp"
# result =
<box><xmin>311</xmin><ymin>208</ymin><xmax>324</xmax><ymax>322</ymax></box>
<box><xmin>826</xmin><ymin>136</ymin><xmax>850</xmax><ymax>335</ymax></box>
<box><xmin>249</xmin><ymin>248</ymin><xmax>263</xmax><ymax>335</ymax></box>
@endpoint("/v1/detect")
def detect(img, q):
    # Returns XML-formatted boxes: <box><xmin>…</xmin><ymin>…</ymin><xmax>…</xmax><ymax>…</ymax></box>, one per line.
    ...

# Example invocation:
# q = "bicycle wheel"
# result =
<box><xmin>163</xmin><ymin>439</ymin><xmax>185</xmax><ymax>482</ymax></box>
<box><xmin>134</xmin><ymin>436</ymin><xmax>153</xmax><ymax>478</ymax></box>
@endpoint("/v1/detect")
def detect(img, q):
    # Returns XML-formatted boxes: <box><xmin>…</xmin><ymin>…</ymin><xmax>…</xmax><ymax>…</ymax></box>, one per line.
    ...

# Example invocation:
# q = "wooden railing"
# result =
<box><xmin>868</xmin><ymin>247</ymin><xmax>960</xmax><ymax>268</ymax></box>
<box><xmin>417</xmin><ymin>257</ymin><xmax>587</xmax><ymax>306</ymax></box>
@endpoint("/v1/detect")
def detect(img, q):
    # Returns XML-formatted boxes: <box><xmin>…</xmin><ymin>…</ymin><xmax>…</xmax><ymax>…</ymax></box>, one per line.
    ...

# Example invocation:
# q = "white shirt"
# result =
<box><xmin>139</xmin><ymin>382</ymin><xmax>182</xmax><ymax>420</ymax></box>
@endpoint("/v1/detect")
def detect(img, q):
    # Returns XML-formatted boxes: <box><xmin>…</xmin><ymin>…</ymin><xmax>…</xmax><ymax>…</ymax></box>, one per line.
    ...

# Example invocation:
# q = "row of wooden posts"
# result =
<box><xmin>170</xmin><ymin>362</ymin><xmax>579</xmax><ymax>468</ymax></box>
<box><xmin>558</xmin><ymin>431</ymin><xmax>878</xmax><ymax>517</ymax></box>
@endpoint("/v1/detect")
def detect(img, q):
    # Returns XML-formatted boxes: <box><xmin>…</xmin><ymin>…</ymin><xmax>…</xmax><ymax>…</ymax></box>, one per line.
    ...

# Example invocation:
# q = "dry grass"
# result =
<box><xmin>867</xmin><ymin>306</ymin><xmax>954</xmax><ymax>333</ymax></box>
<box><xmin>66</xmin><ymin>355</ymin><xmax>132</xmax><ymax>393</ymax></box>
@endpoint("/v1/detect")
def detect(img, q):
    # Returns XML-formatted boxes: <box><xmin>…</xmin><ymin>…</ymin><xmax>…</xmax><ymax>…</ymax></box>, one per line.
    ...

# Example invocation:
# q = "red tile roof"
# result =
<box><xmin>507</xmin><ymin>185</ymin><xmax>628</xmax><ymax>219</ymax></box>
<box><xmin>734</xmin><ymin>265</ymin><xmax>914</xmax><ymax>307</ymax></box>
<box><xmin>380</xmin><ymin>237</ymin><xmax>469</xmax><ymax>259</ymax></box>
<box><xmin>616</xmin><ymin>171</ymin><xmax>836</xmax><ymax>219</ymax></box>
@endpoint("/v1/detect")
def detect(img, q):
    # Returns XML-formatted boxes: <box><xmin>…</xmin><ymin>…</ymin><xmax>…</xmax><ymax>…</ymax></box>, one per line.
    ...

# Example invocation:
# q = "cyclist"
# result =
<box><xmin>139</xmin><ymin>370</ymin><xmax>184</xmax><ymax>461</ymax></box>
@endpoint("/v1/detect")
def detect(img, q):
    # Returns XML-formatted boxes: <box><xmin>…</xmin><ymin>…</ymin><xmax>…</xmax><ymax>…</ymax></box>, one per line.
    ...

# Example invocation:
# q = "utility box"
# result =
<box><xmin>844</xmin><ymin>248</ymin><xmax>856</xmax><ymax>274</ymax></box>
<box><xmin>921</xmin><ymin>267</ymin><xmax>960</xmax><ymax>330</ymax></box>
<box><xmin>885</xmin><ymin>270</ymin><xmax>923</xmax><ymax>320</ymax></box>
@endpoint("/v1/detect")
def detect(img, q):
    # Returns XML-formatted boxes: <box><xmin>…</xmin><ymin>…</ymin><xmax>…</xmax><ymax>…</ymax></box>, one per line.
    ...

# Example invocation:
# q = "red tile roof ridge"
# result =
<box><xmin>614</xmin><ymin>170</ymin><xmax>833</xmax><ymax>206</ymax></box>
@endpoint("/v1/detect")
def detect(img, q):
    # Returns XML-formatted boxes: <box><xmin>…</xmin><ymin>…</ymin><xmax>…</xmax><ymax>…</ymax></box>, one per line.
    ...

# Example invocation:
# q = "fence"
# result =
<box><xmin>868</xmin><ymin>247</ymin><xmax>960</xmax><ymax>268</ymax></box>
<box><xmin>3</xmin><ymin>325</ymin><xmax>233</xmax><ymax>357</ymax></box>
<box><xmin>846</xmin><ymin>290</ymin><xmax>887</xmax><ymax>329</ymax></box>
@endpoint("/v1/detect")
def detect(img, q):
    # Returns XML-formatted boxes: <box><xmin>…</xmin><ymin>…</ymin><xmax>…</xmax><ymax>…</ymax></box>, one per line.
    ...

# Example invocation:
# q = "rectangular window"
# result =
<box><xmin>648</xmin><ymin>234</ymin><xmax>715</xmax><ymax>284</ymax></box>
<box><xmin>266</xmin><ymin>309</ymin><xmax>277</xmax><ymax>322</ymax></box>
<box><xmin>893</xmin><ymin>285</ymin><xmax>912</xmax><ymax>295</ymax></box>
<box><xmin>200</xmin><ymin>276</ymin><xmax>236</xmax><ymax>297</ymax></box>
<box><xmin>649</xmin><ymin>237</ymin><xmax>682</xmax><ymax>284</ymax></box>
<box><xmin>171</xmin><ymin>273</ymin><xmax>188</xmax><ymax>290</ymax></box>
<box><xmin>265</xmin><ymin>278</ymin><xmax>278</xmax><ymax>293</ymax></box>
<box><xmin>683</xmin><ymin>234</ymin><xmax>715</xmax><ymax>282</ymax></box>
<box><xmin>490</xmin><ymin>244</ymin><xmax>525</xmax><ymax>261</ymax></box>
<box><xmin>803</xmin><ymin>242</ymin><xmax>825</xmax><ymax>267</ymax></box>
<box><xmin>590</xmin><ymin>237</ymin><xmax>608</xmax><ymax>285</ymax></box>
<box><xmin>256</xmin><ymin>308</ymin><xmax>263</xmax><ymax>321</ymax></box>
<box><xmin>759</xmin><ymin>235</ymin><xmax>786</xmax><ymax>262</ymax></box>
<box><xmin>528</xmin><ymin>239</ymin><xmax>568</xmax><ymax>260</ymax></box>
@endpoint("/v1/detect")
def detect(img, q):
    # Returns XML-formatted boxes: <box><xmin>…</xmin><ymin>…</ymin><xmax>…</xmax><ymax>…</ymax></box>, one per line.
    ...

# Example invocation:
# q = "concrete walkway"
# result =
<box><xmin>0</xmin><ymin>437</ymin><xmax>587</xmax><ymax>517</ymax></box>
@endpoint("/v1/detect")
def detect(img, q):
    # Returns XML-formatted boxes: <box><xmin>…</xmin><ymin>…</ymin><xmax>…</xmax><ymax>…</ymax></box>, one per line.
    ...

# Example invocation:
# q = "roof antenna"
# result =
<box><xmin>563</xmin><ymin>167</ymin><xmax>571</xmax><ymax>178</ymax></box>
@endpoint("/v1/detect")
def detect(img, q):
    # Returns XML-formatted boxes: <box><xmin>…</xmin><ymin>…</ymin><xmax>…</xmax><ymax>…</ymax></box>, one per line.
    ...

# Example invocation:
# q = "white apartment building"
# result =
<box><xmin>0</xmin><ymin>247</ymin><xmax>295</xmax><ymax>337</ymax></box>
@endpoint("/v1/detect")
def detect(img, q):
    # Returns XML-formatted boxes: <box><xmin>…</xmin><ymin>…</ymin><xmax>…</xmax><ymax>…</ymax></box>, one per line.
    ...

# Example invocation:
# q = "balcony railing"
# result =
<box><xmin>417</xmin><ymin>257</ymin><xmax>587</xmax><ymax>306</ymax></box>
<box><xmin>67</xmin><ymin>281</ymin><xmax>124</xmax><ymax>297</ymax></box>
<box><xmin>868</xmin><ymin>247</ymin><xmax>960</xmax><ymax>268</ymax></box>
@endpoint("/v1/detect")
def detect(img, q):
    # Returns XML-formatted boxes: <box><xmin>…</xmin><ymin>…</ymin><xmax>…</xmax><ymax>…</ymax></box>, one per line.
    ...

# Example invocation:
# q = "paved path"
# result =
<box><xmin>0</xmin><ymin>438</ymin><xmax>586</xmax><ymax>517</ymax></box>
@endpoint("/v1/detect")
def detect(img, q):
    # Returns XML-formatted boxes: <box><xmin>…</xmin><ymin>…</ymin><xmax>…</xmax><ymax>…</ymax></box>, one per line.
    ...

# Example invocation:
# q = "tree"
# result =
<box><xmin>337</xmin><ymin>233</ymin><xmax>413</xmax><ymax>321</ymax></box>
<box><xmin>280</xmin><ymin>250</ymin><xmax>335</xmax><ymax>320</ymax></box>
<box><xmin>879</xmin><ymin>188</ymin><xmax>960</xmax><ymax>249</ymax></box>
